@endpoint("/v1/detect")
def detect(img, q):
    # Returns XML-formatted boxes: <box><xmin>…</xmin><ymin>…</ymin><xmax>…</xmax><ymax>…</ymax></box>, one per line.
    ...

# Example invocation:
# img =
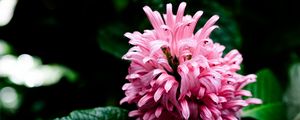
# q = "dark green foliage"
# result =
<box><xmin>55</xmin><ymin>106</ymin><xmax>128</xmax><ymax>120</ymax></box>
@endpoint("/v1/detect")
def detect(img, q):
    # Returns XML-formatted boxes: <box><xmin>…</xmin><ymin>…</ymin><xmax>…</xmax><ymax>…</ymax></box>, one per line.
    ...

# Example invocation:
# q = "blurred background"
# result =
<box><xmin>0</xmin><ymin>0</ymin><xmax>300</xmax><ymax>119</ymax></box>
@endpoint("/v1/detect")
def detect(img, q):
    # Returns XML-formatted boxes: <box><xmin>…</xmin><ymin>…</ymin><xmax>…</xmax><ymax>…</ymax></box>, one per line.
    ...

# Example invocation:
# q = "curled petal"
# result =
<box><xmin>129</xmin><ymin>110</ymin><xmax>141</xmax><ymax>117</ymax></box>
<box><xmin>143</xmin><ymin>6</ymin><xmax>161</xmax><ymax>31</ymax></box>
<box><xmin>202</xmin><ymin>25</ymin><xmax>219</xmax><ymax>39</ymax></box>
<box><xmin>208</xmin><ymin>93</ymin><xmax>219</xmax><ymax>104</ymax></box>
<box><xmin>175</xmin><ymin>2</ymin><xmax>187</xmax><ymax>23</ymax></box>
<box><xmin>125</xmin><ymin>73</ymin><xmax>140</xmax><ymax>79</ymax></box>
<box><xmin>195</xmin><ymin>15</ymin><xmax>219</xmax><ymax>40</ymax></box>
<box><xmin>142</xmin><ymin>111</ymin><xmax>152</xmax><ymax>120</ymax></box>
<box><xmin>245</xmin><ymin>98</ymin><xmax>263</xmax><ymax>104</ymax></box>
<box><xmin>122</xmin><ymin>83</ymin><xmax>131</xmax><ymax>90</ymax></box>
<box><xmin>120</xmin><ymin>97</ymin><xmax>129</xmax><ymax>104</ymax></box>
<box><xmin>149</xmin><ymin>40</ymin><xmax>170</xmax><ymax>56</ymax></box>
<box><xmin>138</xmin><ymin>95</ymin><xmax>152</xmax><ymax>107</ymax></box>
<box><xmin>224</xmin><ymin>100</ymin><xmax>248</xmax><ymax>109</ymax></box>
<box><xmin>200</xmin><ymin>106</ymin><xmax>212</xmax><ymax>119</ymax></box>
<box><xmin>155</xmin><ymin>106</ymin><xmax>163</xmax><ymax>118</ymax></box>
<box><xmin>154</xmin><ymin>88</ymin><xmax>164</xmax><ymax>102</ymax></box>
<box><xmin>181</xmin><ymin>99</ymin><xmax>190</xmax><ymax>119</ymax></box>
<box><xmin>198</xmin><ymin>87</ymin><xmax>205</xmax><ymax>99</ymax></box>
<box><xmin>235</xmin><ymin>90</ymin><xmax>252</xmax><ymax>96</ymax></box>
<box><xmin>164</xmin><ymin>80</ymin><xmax>175</xmax><ymax>93</ymax></box>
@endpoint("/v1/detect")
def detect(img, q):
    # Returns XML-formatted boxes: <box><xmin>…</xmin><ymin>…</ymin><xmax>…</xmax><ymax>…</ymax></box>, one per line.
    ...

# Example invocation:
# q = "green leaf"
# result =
<box><xmin>54</xmin><ymin>106</ymin><xmax>128</xmax><ymax>120</ymax></box>
<box><xmin>242</xmin><ymin>69</ymin><xmax>285</xmax><ymax>119</ymax></box>
<box><xmin>245</xmin><ymin>69</ymin><xmax>283</xmax><ymax>107</ymax></box>
<box><xmin>242</xmin><ymin>102</ymin><xmax>286</xmax><ymax>120</ymax></box>
<box><xmin>98</xmin><ymin>23</ymin><xmax>130</xmax><ymax>58</ymax></box>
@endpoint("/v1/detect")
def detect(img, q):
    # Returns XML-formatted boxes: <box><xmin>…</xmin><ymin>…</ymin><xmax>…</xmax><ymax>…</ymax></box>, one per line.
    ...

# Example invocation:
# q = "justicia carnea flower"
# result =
<box><xmin>121</xmin><ymin>2</ymin><xmax>262</xmax><ymax>120</ymax></box>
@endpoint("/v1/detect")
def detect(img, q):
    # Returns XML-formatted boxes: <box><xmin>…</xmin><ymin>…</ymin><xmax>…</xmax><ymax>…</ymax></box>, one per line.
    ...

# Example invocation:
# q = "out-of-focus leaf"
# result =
<box><xmin>242</xmin><ymin>102</ymin><xmax>285</xmax><ymax>120</ymax></box>
<box><xmin>293</xmin><ymin>112</ymin><xmax>300</xmax><ymax>120</ymax></box>
<box><xmin>54</xmin><ymin>106</ymin><xmax>128</xmax><ymax>120</ymax></box>
<box><xmin>242</xmin><ymin>69</ymin><xmax>285</xmax><ymax>119</ymax></box>
<box><xmin>245</xmin><ymin>69</ymin><xmax>283</xmax><ymax>107</ymax></box>
<box><xmin>0</xmin><ymin>40</ymin><xmax>12</xmax><ymax>55</ymax></box>
<box><xmin>98</xmin><ymin>23</ymin><xmax>129</xmax><ymax>58</ymax></box>
<box><xmin>113</xmin><ymin>0</ymin><xmax>128</xmax><ymax>12</ymax></box>
<box><xmin>285</xmin><ymin>63</ymin><xmax>300</xmax><ymax>120</ymax></box>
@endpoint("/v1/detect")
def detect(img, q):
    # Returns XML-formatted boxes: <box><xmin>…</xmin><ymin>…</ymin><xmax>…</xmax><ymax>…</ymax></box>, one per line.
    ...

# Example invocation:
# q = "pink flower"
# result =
<box><xmin>120</xmin><ymin>2</ymin><xmax>262</xmax><ymax>120</ymax></box>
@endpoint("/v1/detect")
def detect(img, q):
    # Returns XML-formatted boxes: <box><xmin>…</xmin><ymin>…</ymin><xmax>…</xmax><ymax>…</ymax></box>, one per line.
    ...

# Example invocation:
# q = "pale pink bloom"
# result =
<box><xmin>121</xmin><ymin>2</ymin><xmax>261</xmax><ymax>120</ymax></box>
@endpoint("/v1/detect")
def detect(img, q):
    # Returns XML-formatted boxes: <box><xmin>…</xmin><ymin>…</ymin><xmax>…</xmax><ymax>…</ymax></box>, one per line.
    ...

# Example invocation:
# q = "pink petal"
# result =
<box><xmin>189</xmin><ymin>11</ymin><xmax>203</xmax><ymax>30</ymax></box>
<box><xmin>125</xmin><ymin>73</ymin><xmax>140</xmax><ymax>79</ymax></box>
<box><xmin>208</xmin><ymin>106</ymin><xmax>221</xmax><ymax>117</ymax></box>
<box><xmin>198</xmin><ymin>87</ymin><xmax>205</xmax><ymax>99</ymax></box>
<box><xmin>224</xmin><ymin>100</ymin><xmax>248</xmax><ymax>108</ymax></box>
<box><xmin>246</xmin><ymin>98</ymin><xmax>263</xmax><ymax>104</ymax></box>
<box><xmin>143</xmin><ymin>6</ymin><xmax>160</xmax><ymax>30</ymax></box>
<box><xmin>155</xmin><ymin>106</ymin><xmax>163</xmax><ymax>118</ymax></box>
<box><xmin>164</xmin><ymin>80</ymin><xmax>174</xmax><ymax>93</ymax></box>
<box><xmin>156</xmin><ymin>73</ymin><xmax>171</xmax><ymax>85</ymax></box>
<box><xmin>175</xmin><ymin>2</ymin><xmax>187</xmax><ymax>23</ymax></box>
<box><xmin>235</xmin><ymin>90</ymin><xmax>252</xmax><ymax>96</ymax></box>
<box><xmin>142</xmin><ymin>56</ymin><xmax>152</xmax><ymax>64</ymax></box>
<box><xmin>190</xmin><ymin>62</ymin><xmax>200</xmax><ymax>77</ymax></box>
<box><xmin>138</xmin><ymin>95</ymin><xmax>152</xmax><ymax>107</ymax></box>
<box><xmin>142</xmin><ymin>111</ymin><xmax>151</xmax><ymax>120</ymax></box>
<box><xmin>216</xmin><ymin>117</ymin><xmax>223</xmax><ymax>120</ymax></box>
<box><xmin>149</xmin><ymin>114</ymin><xmax>156</xmax><ymax>120</ymax></box>
<box><xmin>236</xmin><ymin>74</ymin><xmax>257</xmax><ymax>90</ymax></box>
<box><xmin>221</xmin><ymin>85</ymin><xmax>235</xmax><ymax>93</ymax></box>
<box><xmin>166</xmin><ymin>3</ymin><xmax>174</xmax><ymax>28</ymax></box>
<box><xmin>157</xmin><ymin>58</ymin><xmax>173</xmax><ymax>72</ymax></box>
<box><xmin>149</xmin><ymin>40</ymin><xmax>169</xmax><ymax>56</ymax></box>
<box><xmin>208</xmin><ymin>93</ymin><xmax>219</xmax><ymax>104</ymax></box>
<box><xmin>121</xmin><ymin>83</ymin><xmax>131</xmax><ymax>90</ymax></box>
<box><xmin>129</xmin><ymin>110</ymin><xmax>141</xmax><ymax>117</ymax></box>
<box><xmin>224</xmin><ymin>49</ymin><xmax>240</xmax><ymax>61</ymax></box>
<box><xmin>120</xmin><ymin>97</ymin><xmax>129</xmax><ymax>104</ymax></box>
<box><xmin>124</xmin><ymin>32</ymin><xmax>135</xmax><ymax>40</ymax></box>
<box><xmin>181</xmin><ymin>99</ymin><xmax>190</xmax><ymax>119</ymax></box>
<box><xmin>195</xmin><ymin>15</ymin><xmax>219</xmax><ymax>40</ymax></box>
<box><xmin>202</xmin><ymin>15</ymin><xmax>219</xmax><ymax>32</ymax></box>
<box><xmin>152</xmin><ymin>69</ymin><xmax>164</xmax><ymax>76</ymax></box>
<box><xmin>179</xmin><ymin>74</ymin><xmax>189</xmax><ymax>99</ymax></box>
<box><xmin>177</xmin><ymin>39</ymin><xmax>197</xmax><ymax>49</ymax></box>
<box><xmin>223</xmin><ymin>115</ymin><xmax>238</xmax><ymax>120</ymax></box>
<box><xmin>154</xmin><ymin>88</ymin><xmax>164</xmax><ymax>102</ymax></box>
<box><xmin>199</xmin><ymin>77</ymin><xmax>216</xmax><ymax>93</ymax></box>
<box><xmin>202</xmin><ymin>25</ymin><xmax>219</xmax><ymax>39</ymax></box>
<box><xmin>153</xmin><ymin>11</ymin><xmax>164</xmax><ymax>26</ymax></box>
<box><xmin>178</xmin><ymin>64</ymin><xmax>189</xmax><ymax>74</ymax></box>
<box><xmin>200</xmin><ymin>106</ymin><xmax>212</xmax><ymax>119</ymax></box>
<box><xmin>218</xmin><ymin>96</ymin><xmax>227</xmax><ymax>103</ymax></box>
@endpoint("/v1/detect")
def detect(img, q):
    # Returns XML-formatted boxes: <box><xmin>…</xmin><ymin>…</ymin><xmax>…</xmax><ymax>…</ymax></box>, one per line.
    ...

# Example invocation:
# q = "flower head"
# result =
<box><xmin>121</xmin><ymin>2</ymin><xmax>261</xmax><ymax>120</ymax></box>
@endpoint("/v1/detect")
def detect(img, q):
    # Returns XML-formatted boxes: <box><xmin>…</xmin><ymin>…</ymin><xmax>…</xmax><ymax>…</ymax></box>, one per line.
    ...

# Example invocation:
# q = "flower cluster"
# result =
<box><xmin>121</xmin><ymin>2</ymin><xmax>261</xmax><ymax>120</ymax></box>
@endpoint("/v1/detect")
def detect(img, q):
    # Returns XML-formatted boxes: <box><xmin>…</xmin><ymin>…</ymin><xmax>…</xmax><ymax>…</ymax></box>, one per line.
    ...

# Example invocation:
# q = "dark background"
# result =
<box><xmin>0</xmin><ymin>0</ymin><xmax>299</xmax><ymax>119</ymax></box>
